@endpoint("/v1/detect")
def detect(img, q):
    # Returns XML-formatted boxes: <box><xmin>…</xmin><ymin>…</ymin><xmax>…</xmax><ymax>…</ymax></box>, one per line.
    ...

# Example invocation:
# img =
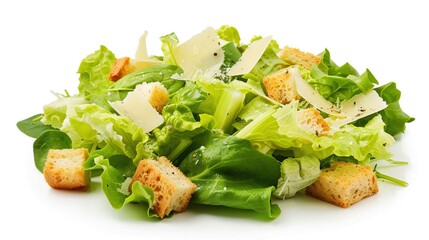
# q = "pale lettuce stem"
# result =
<box><xmin>213</xmin><ymin>88</ymin><xmax>245</xmax><ymax>134</ymax></box>
<box><xmin>168</xmin><ymin>138</ymin><xmax>192</xmax><ymax>161</ymax></box>
<box><xmin>235</xmin><ymin>109</ymin><xmax>276</xmax><ymax>139</ymax></box>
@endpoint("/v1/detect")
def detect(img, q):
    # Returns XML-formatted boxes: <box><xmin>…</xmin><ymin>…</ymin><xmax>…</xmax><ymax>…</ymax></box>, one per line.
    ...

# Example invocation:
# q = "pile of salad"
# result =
<box><xmin>17</xmin><ymin>25</ymin><xmax>414</xmax><ymax>219</ymax></box>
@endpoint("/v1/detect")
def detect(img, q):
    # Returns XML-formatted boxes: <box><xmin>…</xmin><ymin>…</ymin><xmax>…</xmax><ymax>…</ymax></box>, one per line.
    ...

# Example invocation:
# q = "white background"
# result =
<box><xmin>1</xmin><ymin>0</ymin><xmax>427</xmax><ymax>239</ymax></box>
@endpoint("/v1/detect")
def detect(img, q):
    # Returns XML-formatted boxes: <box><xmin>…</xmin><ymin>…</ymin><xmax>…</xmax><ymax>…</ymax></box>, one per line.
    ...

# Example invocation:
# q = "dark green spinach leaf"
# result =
<box><xmin>33</xmin><ymin>130</ymin><xmax>72</xmax><ymax>172</ymax></box>
<box><xmin>179</xmin><ymin>136</ymin><xmax>281</xmax><ymax>219</ymax></box>
<box><xmin>17</xmin><ymin>114</ymin><xmax>54</xmax><ymax>138</ymax></box>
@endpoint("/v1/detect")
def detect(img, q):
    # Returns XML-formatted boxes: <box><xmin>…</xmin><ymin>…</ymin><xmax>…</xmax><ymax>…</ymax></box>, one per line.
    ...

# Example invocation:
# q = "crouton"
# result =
<box><xmin>132</xmin><ymin>82</ymin><xmax>169</xmax><ymax>113</ymax></box>
<box><xmin>279</xmin><ymin>46</ymin><xmax>321</xmax><ymax>70</ymax></box>
<box><xmin>144</xmin><ymin>82</ymin><xmax>169</xmax><ymax>113</ymax></box>
<box><xmin>43</xmin><ymin>148</ymin><xmax>90</xmax><ymax>191</ymax></box>
<box><xmin>263</xmin><ymin>69</ymin><xmax>301</xmax><ymax>104</ymax></box>
<box><xmin>131</xmin><ymin>156</ymin><xmax>197</xmax><ymax>219</ymax></box>
<box><xmin>297</xmin><ymin>108</ymin><xmax>330</xmax><ymax>136</ymax></box>
<box><xmin>306</xmin><ymin>161</ymin><xmax>378</xmax><ymax>208</ymax></box>
<box><xmin>109</xmin><ymin>57</ymin><xmax>135</xmax><ymax>81</ymax></box>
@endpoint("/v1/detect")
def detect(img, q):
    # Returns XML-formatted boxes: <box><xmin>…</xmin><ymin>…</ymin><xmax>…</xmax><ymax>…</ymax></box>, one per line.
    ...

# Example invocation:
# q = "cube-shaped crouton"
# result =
<box><xmin>263</xmin><ymin>69</ymin><xmax>301</xmax><ymax>104</ymax></box>
<box><xmin>279</xmin><ymin>46</ymin><xmax>321</xmax><ymax>70</ymax></box>
<box><xmin>43</xmin><ymin>148</ymin><xmax>90</xmax><ymax>191</ymax></box>
<box><xmin>109</xmin><ymin>57</ymin><xmax>135</xmax><ymax>81</ymax></box>
<box><xmin>131</xmin><ymin>156</ymin><xmax>197</xmax><ymax>219</ymax></box>
<box><xmin>297</xmin><ymin>108</ymin><xmax>330</xmax><ymax>136</ymax></box>
<box><xmin>306</xmin><ymin>161</ymin><xmax>378</xmax><ymax>208</ymax></box>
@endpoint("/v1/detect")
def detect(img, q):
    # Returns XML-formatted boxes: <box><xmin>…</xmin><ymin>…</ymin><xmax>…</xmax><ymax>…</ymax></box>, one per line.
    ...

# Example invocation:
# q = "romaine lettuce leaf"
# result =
<box><xmin>153</xmin><ymin>104</ymin><xmax>213</xmax><ymax>161</ymax></box>
<box><xmin>196</xmin><ymin>77</ymin><xmax>245</xmax><ymax>133</ymax></box>
<box><xmin>235</xmin><ymin>101</ymin><xmax>314</xmax><ymax>153</ymax></box>
<box><xmin>274</xmin><ymin>156</ymin><xmax>321</xmax><ymax>199</ymax></box>
<box><xmin>179</xmin><ymin>136</ymin><xmax>281</xmax><ymax>219</ymax></box>
<box><xmin>160</xmin><ymin>32</ymin><xmax>179</xmax><ymax>65</ymax></box>
<box><xmin>233</xmin><ymin>96</ymin><xmax>277</xmax><ymax>131</ymax></box>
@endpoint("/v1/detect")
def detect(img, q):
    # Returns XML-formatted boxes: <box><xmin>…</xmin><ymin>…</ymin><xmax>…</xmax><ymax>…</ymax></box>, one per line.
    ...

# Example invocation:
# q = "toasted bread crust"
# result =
<box><xmin>263</xmin><ymin>69</ymin><xmax>301</xmax><ymax>104</ymax></box>
<box><xmin>297</xmin><ymin>108</ymin><xmax>330</xmax><ymax>136</ymax></box>
<box><xmin>109</xmin><ymin>57</ymin><xmax>135</xmax><ymax>81</ymax></box>
<box><xmin>279</xmin><ymin>46</ymin><xmax>321</xmax><ymax>70</ymax></box>
<box><xmin>147</xmin><ymin>83</ymin><xmax>169</xmax><ymax>113</ymax></box>
<box><xmin>131</xmin><ymin>156</ymin><xmax>196</xmax><ymax>219</ymax></box>
<box><xmin>43</xmin><ymin>148</ymin><xmax>90</xmax><ymax>191</ymax></box>
<box><xmin>306</xmin><ymin>162</ymin><xmax>378</xmax><ymax>208</ymax></box>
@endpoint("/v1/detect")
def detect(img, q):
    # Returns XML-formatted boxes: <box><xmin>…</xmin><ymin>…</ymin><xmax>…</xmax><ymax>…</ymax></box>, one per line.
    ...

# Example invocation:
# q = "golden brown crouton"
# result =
<box><xmin>263</xmin><ymin>69</ymin><xmax>301</xmax><ymax>104</ymax></box>
<box><xmin>145</xmin><ymin>82</ymin><xmax>169</xmax><ymax>113</ymax></box>
<box><xmin>109</xmin><ymin>57</ymin><xmax>135</xmax><ymax>81</ymax></box>
<box><xmin>297</xmin><ymin>108</ymin><xmax>330</xmax><ymax>136</ymax></box>
<box><xmin>279</xmin><ymin>46</ymin><xmax>321</xmax><ymax>70</ymax></box>
<box><xmin>43</xmin><ymin>148</ymin><xmax>90</xmax><ymax>191</ymax></box>
<box><xmin>306</xmin><ymin>162</ymin><xmax>378</xmax><ymax>208</ymax></box>
<box><xmin>131</xmin><ymin>156</ymin><xmax>197</xmax><ymax>219</ymax></box>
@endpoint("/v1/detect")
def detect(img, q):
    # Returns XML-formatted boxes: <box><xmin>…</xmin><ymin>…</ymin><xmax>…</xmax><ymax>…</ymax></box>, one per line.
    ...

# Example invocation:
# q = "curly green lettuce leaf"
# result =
<box><xmin>296</xmin><ymin>115</ymin><xmax>394</xmax><ymax>163</ymax></box>
<box><xmin>307</xmin><ymin>49</ymin><xmax>378</xmax><ymax>104</ymax></box>
<box><xmin>179</xmin><ymin>136</ymin><xmax>281</xmax><ymax>219</ymax></box>
<box><xmin>43</xmin><ymin>101</ymin><xmax>149</xmax><ymax>163</ymax></box>
<box><xmin>274</xmin><ymin>156</ymin><xmax>321</xmax><ymax>199</ymax></box>
<box><xmin>77</xmin><ymin>46</ymin><xmax>118</xmax><ymax>108</ymax></box>
<box><xmin>216</xmin><ymin>25</ymin><xmax>241</xmax><ymax>47</ymax></box>
<box><xmin>41</xmin><ymin>95</ymin><xmax>87</xmax><ymax>129</ymax></box>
